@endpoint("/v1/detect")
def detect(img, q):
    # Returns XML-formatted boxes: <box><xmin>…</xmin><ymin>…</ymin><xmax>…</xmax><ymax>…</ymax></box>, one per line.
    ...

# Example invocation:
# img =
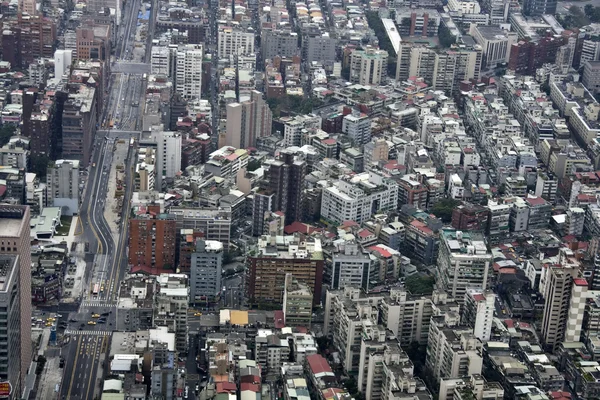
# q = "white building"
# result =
<box><xmin>154</xmin><ymin>274</ymin><xmax>189</xmax><ymax>353</ymax></box>
<box><xmin>321</xmin><ymin>172</ymin><xmax>399</xmax><ymax>225</ymax></box>
<box><xmin>469</xmin><ymin>25</ymin><xmax>517</xmax><ymax>68</ymax></box>
<box><xmin>331</xmin><ymin>242</ymin><xmax>371</xmax><ymax>290</ymax></box>
<box><xmin>176</xmin><ymin>44</ymin><xmax>203</xmax><ymax>100</ymax></box>
<box><xmin>436</xmin><ymin>229</ymin><xmax>492</xmax><ymax>299</ymax></box>
<box><xmin>462</xmin><ymin>290</ymin><xmax>495</xmax><ymax>342</ymax></box>
<box><xmin>217</xmin><ymin>27</ymin><xmax>255</xmax><ymax>58</ymax></box>
<box><xmin>190</xmin><ymin>240</ymin><xmax>223</xmax><ymax>303</ymax></box>
<box><xmin>342</xmin><ymin>110</ymin><xmax>371</xmax><ymax>146</ymax></box>
<box><xmin>448</xmin><ymin>173</ymin><xmax>464</xmax><ymax>200</ymax></box>
<box><xmin>447</xmin><ymin>0</ymin><xmax>481</xmax><ymax>13</ymax></box>
<box><xmin>47</xmin><ymin>159</ymin><xmax>80</xmax><ymax>216</ymax></box>
<box><xmin>282</xmin><ymin>114</ymin><xmax>322</xmax><ymax>147</ymax></box>
<box><xmin>155</xmin><ymin>131</ymin><xmax>182</xmax><ymax>189</ymax></box>
<box><xmin>54</xmin><ymin>49</ymin><xmax>72</xmax><ymax>80</ymax></box>
<box><xmin>565</xmin><ymin>207</ymin><xmax>585</xmax><ymax>236</ymax></box>
<box><xmin>349</xmin><ymin>47</ymin><xmax>388</xmax><ymax>86</ymax></box>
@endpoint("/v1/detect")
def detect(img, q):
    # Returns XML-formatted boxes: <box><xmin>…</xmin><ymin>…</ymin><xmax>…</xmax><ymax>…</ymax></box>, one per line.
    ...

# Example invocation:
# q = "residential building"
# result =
<box><xmin>0</xmin><ymin>137</ymin><xmax>29</xmax><ymax>169</ymax></box>
<box><xmin>128</xmin><ymin>206</ymin><xmax>177</xmax><ymax>273</ymax></box>
<box><xmin>16</xmin><ymin>14</ymin><xmax>57</xmax><ymax>66</ymax></box>
<box><xmin>303</xmin><ymin>33</ymin><xmax>337</xmax><ymax>64</ymax></box>
<box><xmin>261</xmin><ymin>29</ymin><xmax>298</xmax><ymax>60</ymax></box>
<box><xmin>47</xmin><ymin>159</ymin><xmax>80</xmax><ymax>216</ymax></box>
<box><xmin>247</xmin><ymin>235</ymin><xmax>324</xmax><ymax>306</ymax></box>
<box><xmin>268</xmin><ymin>150</ymin><xmax>306</xmax><ymax>225</ymax></box>
<box><xmin>283</xmin><ymin>274</ymin><xmax>313</xmax><ymax>328</ymax></box>
<box><xmin>321</xmin><ymin>172</ymin><xmax>399</xmax><ymax>225</ymax></box>
<box><xmin>169</xmin><ymin>208</ymin><xmax>232</xmax><ymax>250</ymax></box>
<box><xmin>523</xmin><ymin>0</ymin><xmax>557</xmax><ymax>16</ymax></box>
<box><xmin>583</xmin><ymin>60</ymin><xmax>600</xmax><ymax>95</ymax></box>
<box><xmin>189</xmin><ymin>240</ymin><xmax>223</xmax><ymax>304</ymax></box>
<box><xmin>331</xmin><ymin>242</ymin><xmax>371</xmax><ymax>291</ymax></box>
<box><xmin>342</xmin><ymin>110</ymin><xmax>371</xmax><ymax>146</ymax></box>
<box><xmin>204</xmin><ymin>146</ymin><xmax>249</xmax><ymax>180</ymax></box>
<box><xmin>62</xmin><ymin>85</ymin><xmax>97</xmax><ymax>167</ymax></box>
<box><xmin>223</xmin><ymin>90</ymin><xmax>272</xmax><ymax>149</ymax></box>
<box><xmin>155</xmin><ymin>131</ymin><xmax>182</xmax><ymax>189</ymax></box>
<box><xmin>175</xmin><ymin>44</ymin><xmax>203</xmax><ymax>100</ymax></box>
<box><xmin>462</xmin><ymin>290</ymin><xmax>494</xmax><ymax>342</ymax></box>
<box><xmin>151</xmin><ymin>46</ymin><xmax>172</xmax><ymax>76</ymax></box>
<box><xmin>525</xmin><ymin>195</ymin><xmax>551</xmax><ymax>230</ymax></box>
<box><xmin>433</xmin><ymin>48</ymin><xmax>482</xmax><ymax>95</ymax></box>
<box><xmin>154</xmin><ymin>273</ymin><xmax>189</xmax><ymax>352</ymax></box>
<box><xmin>469</xmin><ymin>25</ymin><xmax>517</xmax><ymax>68</ymax></box>
<box><xmin>565</xmin><ymin>207</ymin><xmax>585</xmax><ymax>236</ymax></box>
<box><xmin>18</xmin><ymin>0</ymin><xmax>36</xmax><ymax>14</ymax></box>
<box><xmin>282</xmin><ymin>114</ymin><xmax>322</xmax><ymax>147</ymax></box>
<box><xmin>349</xmin><ymin>47</ymin><xmax>388</xmax><ymax>86</ymax></box>
<box><xmin>436</xmin><ymin>229</ymin><xmax>492</xmax><ymax>299</ymax></box>
<box><xmin>395</xmin><ymin>8</ymin><xmax>441</xmax><ymax>37</ymax></box>
<box><xmin>0</xmin><ymin>206</ymin><xmax>31</xmax><ymax>395</ymax></box>
<box><xmin>217</xmin><ymin>27</ymin><xmax>255</xmax><ymax>58</ymax></box>
<box><xmin>451</xmin><ymin>204</ymin><xmax>489</xmax><ymax>231</ymax></box>
<box><xmin>252</xmin><ymin>189</ymin><xmax>275</xmax><ymax>236</ymax></box>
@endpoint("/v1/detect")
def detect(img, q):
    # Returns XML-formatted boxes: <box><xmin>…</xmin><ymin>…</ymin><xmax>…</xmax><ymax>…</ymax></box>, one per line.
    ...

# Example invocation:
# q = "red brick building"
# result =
<box><xmin>451</xmin><ymin>203</ymin><xmax>489</xmax><ymax>231</ymax></box>
<box><xmin>128</xmin><ymin>205</ymin><xmax>177</xmax><ymax>272</ymax></box>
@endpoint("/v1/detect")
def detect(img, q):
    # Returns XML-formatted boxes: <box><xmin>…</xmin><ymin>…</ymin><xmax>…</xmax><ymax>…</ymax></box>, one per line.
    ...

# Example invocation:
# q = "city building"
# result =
<box><xmin>217</xmin><ymin>27</ymin><xmax>255</xmax><ymax>58</ymax></box>
<box><xmin>437</xmin><ymin>229</ymin><xmax>492</xmax><ymax>299</ymax></box>
<box><xmin>395</xmin><ymin>8</ymin><xmax>441</xmax><ymax>37</ymax></box>
<box><xmin>16</xmin><ymin>14</ymin><xmax>57</xmax><ymax>66</ymax></box>
<box><xmin>175</xmin><ymin>44</ymin><xmax>203</xmax><ymax>100</ymax></box>
<box><xmin>303</xmin><ymin>33</ymin><xmax>337</xmax><ymax>64</ymax></box>
<box><xmin>282</xmin><ymin>114</ymin><xmax>322</xmax><ymax>148</ymax></box>
<box><xmin>283</xmin><ymin>273</ymin><xmax>313</xmax><ymax>328</ymax></box>
<box><xmin>349</xmin><ymin>47</ymin><xmax>388</xmax><ymax>86</ymax></box>
<box><xmin>582</xmin><ymin>61</ymin><xmax>600</xmax><ymax>95</ymax></box>
<box><xmin>470</xmin><ymin>25</ymin><xmax>517</xmax><ymax>68</ymax></box>
<box><xmin>342</xmin><ymin>110</ymin><xmax>371</xmax><ymax>146</ymax></box>
<box><xmin>247</xmin><ymin>235</ymin><xmax>324</xmax><ymax>306</ymax></box>
<box><xmin>0</xmin><ymin>206</ymin><xmax>31</xmax><ymax>395</ymax></box>
<box><xmin>47</xmin><ymin>159</ymin><xmax>80</xmax><ymax>216</ymax></box>
<box><xmin>61</xmin><ymin>85</ymin><xmax>97</xmax><ymax>167</ymax></box>
<box><xmin>54</xmin><ymin>49</ymin><xmax>73</xmax><ymax>80</ymax></box>
<box><xmin>321</xmin><ymin>172</ymin><xmax>399</xmax><ymax>225</ymax></box>
<box><xmin>169</xmin><ymin>208</ymin><xmax>232</xmax><ymax>250</ymax></box>
<box><xmin>75</xmin><ymin>25</ymin><xmax>111</xmax><ymax>61</ymax></box>
<box><xmin>523</xmin><ymin>0</ymin><xmax>557</xmax><ymax>16</ymax></box>
<box><xmin>462</xmin><ymin>290</ymin><xmax>495</xmax><ymax>342</ymax></box>
<box><xmin>155</xmin><ymin>131</ymin><xmax>182</xmax><ymax>189</ymax></box>
<box><xmin>154</xmin><ymin>274</ymin><xmax>189</xmax><ymax>352</ymax></box>
<box><xmin>0</xmin><ymin>255</ymin><xmax>22</xmax><ymax>400</ymax></box>
<box><xmin>330</xmin><ymin>241</ymin><xmax>371</xmax><ymax>291</ymax></box>
<box><xmin>251</xmin><ymin>189</ymin><xmax>275</xmax><ymax>236</ymax></box>
<box><xmin>223</xmin><ymin>91</ymin><xmax>272</xmax><ymax>149</ymax></box>
<box><xmin>151</xmin><ymin>46</ymin><xmax>172</xmax><ymax>76</ymax></box>
<box><xmin>261</xmin><ymin>29</ymin><xmax>299</xmax><ymax>60</ymax></box>
<box><xmin>189</xmin><ymin>239</ymin><xmax>223</xmax><ymax>304</ymax></box>
<box><xmin>268</xmin><ymin>150</ymin><xmax>306</xmax><ymax>225</ymax></box>
<box><xmin>128</xmin><ymin>206</ymin><xmax>177</xmax><ymax>273</ymax></box>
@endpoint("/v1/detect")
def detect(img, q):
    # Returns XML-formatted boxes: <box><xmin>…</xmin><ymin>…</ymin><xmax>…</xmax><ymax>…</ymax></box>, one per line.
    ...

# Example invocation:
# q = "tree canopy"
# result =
<box><xmin>430</xmin><ymin>198</ymin><xmax>461</xmax><ymax>223</ymax></box>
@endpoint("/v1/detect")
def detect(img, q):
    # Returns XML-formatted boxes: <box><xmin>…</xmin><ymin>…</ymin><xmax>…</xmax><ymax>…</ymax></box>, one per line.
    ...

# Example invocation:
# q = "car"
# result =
<box><xmin>88</xmin><ymin>321</ymin><xmax>96</xmax><ymax>325</ymax></box>
<box><xmin>92</xmin><ymin>314</ymin><xmax>100</xmax><ymax>318</ymax></box>
<box><xmin>69</xmin><ymin>319</ymin><xmax>77</xmax><ymax>323</ymax></box>
<box><xmin>194</xmin><ymin>312</ymin><xmax>202</xmax><ymax>317</ymax></box>
<box><xmin>97</xmin><ymin>320</ymin><xmax>106</xmax><ymax>324</ymax></box>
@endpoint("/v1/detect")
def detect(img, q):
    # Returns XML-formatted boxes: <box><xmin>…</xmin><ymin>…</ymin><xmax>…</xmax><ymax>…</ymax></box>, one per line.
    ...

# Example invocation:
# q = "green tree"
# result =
<box><xmin>29</xmin><ymin>154</ymin><xmax>49</xmax><ymax>178</ymax></box>
<box><xmin>585</xmin><ymin>4</ymin><xmax>594</xmax><ymax>17</ymax></box>
<box><xmin>439</xmin><ymin>24</ymin><xmax>456</xmax><ymax>48</ymax></box>
<box><xmin>405</xmin><ymin>341</ymin><xmax>427</xmax><ymax>375</ymax></box>
<box><xmin>247</xmin><ymin>159</ymin><xmax>261</xmax><ymax>172</ymax></box>
<box><xmin>0</xmin><ymin>124</ymin><xmax>16</xmax><ymax>147</ymax></box>
<box><xmin>405</xmin><ymin>275</ymin><xmax>435</xmax><ymax>295</ymax></box>
<box><xmin>430</xmin><ymin>198</ymin><xmax>461</xmax><ymax>222</ymax></box>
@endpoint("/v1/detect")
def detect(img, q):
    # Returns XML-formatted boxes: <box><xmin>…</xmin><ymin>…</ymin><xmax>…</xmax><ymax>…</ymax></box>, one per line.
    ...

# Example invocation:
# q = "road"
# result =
<box><xmin>58</xmin><ymin>0</ymin><xmax>146</xmax><ymax>396</ymax></box>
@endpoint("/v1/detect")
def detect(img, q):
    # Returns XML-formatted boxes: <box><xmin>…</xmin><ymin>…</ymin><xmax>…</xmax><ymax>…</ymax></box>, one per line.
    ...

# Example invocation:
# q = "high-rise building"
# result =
<box><xmin>462</xmin><ymin>289</ymin><xmax>495</xmax><ymax>342</ymax></box>
<box><xmin>395</xmin><ymin>43</ymin><xmax>435</xmax><ymax>83</ymax></box>
<box><xmin>175</xmin><ymin>44</ymin><xmax>203</xmax><ymax>100</ymax></box>
<box><xmin>169</xmin><ymin>207</ymin><xmax>232</xmax><ymax>250</ymax></box>
<box><xmin>541</xmin><ymin>264</ymin><xmax>579</xmax><ymax>350</ymax></box>
<box><xmin>436</xmin><ymin>229</ymin><xmax>492</xmax><ymax>299</ymax></box>
<box><xmin>268</xmin><ymin>150</ymin><xmax>306</xmax><ymax>225</ymax></box>
<box><xmin>0</xmin><ymin>206</ymin><xmax>32</xmax><ymax>396</ymax></box>
<box><xmin>17</xmin><ymin>14</ymin><xmax>56</xmax><ymax>66</ymax></box>
<box><xmin>566</xmin><ymin>278</ymin><xmax>588</xmax><ymax>343</ymax></box>
<box><xmin>61</xmin><ymin>85</ymin><xmax>97</xmax><ymax>167</ymax></box>
<box><xmin>349</xmin><ymin>47</ymin><xmax>388</xmax><ymax>86</ymax></box>
<box><xmin>75</xmin><ymin>25</ymin><xmax>111</xmax><ymax>61</ymax></box>
<box><xmin>283</xmin><ymin>273</ymin><xmax>313</xmax><ymax>328</ymax></box>
<box><xmin>47</xmin><ymin>159</ymin><xmax>80</xmax><ymax>216</ymax></box>
<box><xmin>247</xmin><ymin>235</ymin><xmax>324</xmax><ymax>306</ymax></box>
<box><xmin>155</xmin><ymin>131</ymin><xmax>182</xmax><ymax>189</ymax></box>
<box><xmin>0</xmin><ymin>255</ymin><xmax>23</xmax><ymax>397</ymax></box>
<box><xmin>154</xmin><ymin>274</ymin><xmax>189</xmax><ymax>352</ymax></box>
<box><xmin>217</xmin><ymin>27</ymin><xmax>255</xmax><ymax>58</ymax></box>
<box><xmin>128</xmin><ymin>205</ymin><xmax>177</xmax><ymax>273</ymax></box>
<box><xmin>282</xmin><ymin>114</ymin><xmax>322</xmax><ymax>148</ymax></box>
<box><xmin>330</xmin><ymin>242</ymin><xmax>371</xmax><ymax>290</ymax></box>
<box><xmin>433</xmin><ymin>48</ymin><xmax>482</xmax><ymax>95</ymax></box>
<box><xmin>252</xmin><ymin>189</ymin><xmax>275</xmax><ymax>236</ymax></box>
<box><xmin>151</xmin><ymin>46</ymin><xmax>172</xmax><ymax>76</ymax></box>
<box><xmin>54</xmin><ymin>49</ymin><xmax>72</xmax><ymax>79</ymax></box>
<box><xmin>261</xmin><ymin>29</ymin><xmax>299</xmax><ymax>60</ymax></box>
<box><xmin>18</xmin><ymin>0</ymin><xmax>36</xmax><ymax>14</ymax></box>
<box><xmin>189</xmin><ymin>239</ymin><xmax>223</xmax><ymax>304</ymax></box>
<box><xmin>523</xmin><ymin>0</ymin><xmax>556</xmax><ymax>16</ymax></box>
<box><xmin>342</xmin><ymin>110</ymin><xmax>371</xmax><ymax>146</ymax></box>
<box><xmin>303</xmin><ymin>32</ymin><xmax>337</xmax><ymax>64</ymax></box>
<box><xmin>480</xmin><ymin>0</ymin><xmax>509</xmax><ymax>24</ymax></box>
<box><xmin>223</xmin><ymin>90</ymin><xmax>272</xmax><ymax>149</ymax></box>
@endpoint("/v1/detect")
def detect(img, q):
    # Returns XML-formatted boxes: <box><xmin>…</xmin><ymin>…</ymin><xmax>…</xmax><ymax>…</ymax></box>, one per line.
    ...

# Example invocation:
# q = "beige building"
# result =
<box><xmin>283</xmin><ymin>274</ymin><xmax>313</xmax><ymax>328</ymax></box>
<box><xmin>0</xmin><ymin>206</ymin><xmax>32</xmax><ymax>396</ymax></box>
<box><xmin>222</xmin><ymin>90</ymin><xmax>272</xmax><ymax>149</ymax></box>
<box><xmin>349</xmin><ymin>46</ymin><xmax>388</xmax><ymax>86</ymax></box>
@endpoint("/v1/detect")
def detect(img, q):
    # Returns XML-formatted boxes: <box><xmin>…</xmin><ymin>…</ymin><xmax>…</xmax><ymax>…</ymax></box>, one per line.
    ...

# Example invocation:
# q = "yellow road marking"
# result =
<box><xmin>66</xmin><ymin>335</ymin><xmax>83</xmax><ymax>398</ymax></box>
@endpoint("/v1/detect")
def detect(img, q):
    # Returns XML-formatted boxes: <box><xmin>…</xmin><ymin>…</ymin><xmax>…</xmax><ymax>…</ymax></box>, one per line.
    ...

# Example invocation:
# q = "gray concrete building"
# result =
<box><xmin>190</xmin><ymin>240</ymin><xmax>223</xmax><ymax>304</ymax></box>
<box><xmin>583</xmin><ymin>60</ymin><xmax>600</xmax><ymax>95</ymax></box>
<box><xmin>47</xmin><ymin>160</ymin><xmax>80</xmax><ymax>216</ymax></box>
<box><xmin>261</xmin><ymin>29</ymin><xmax>299</xmax><ymax>60</ymax></box>
<box><xmin>303</xmin><ymin>33</ymin><xmax>337</xmax><ymax>64</ymax></box>
<box><xmin>0</xmin><ymin>255</ymin><xmax>22</xmax><ymax>397</ymax></box>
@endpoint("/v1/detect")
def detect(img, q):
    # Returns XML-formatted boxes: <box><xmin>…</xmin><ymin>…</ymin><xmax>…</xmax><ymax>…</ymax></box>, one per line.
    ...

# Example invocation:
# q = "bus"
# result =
<box><xmin>92</xmin><ymin>283</ymin><xmax>100</xmax><ymax>295</ymax></box>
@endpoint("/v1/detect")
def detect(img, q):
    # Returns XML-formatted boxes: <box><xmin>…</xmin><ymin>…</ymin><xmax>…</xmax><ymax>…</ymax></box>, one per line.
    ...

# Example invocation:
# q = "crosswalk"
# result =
<box><xmin>81</xmin><ymin>301</ymin><xmax>117</xmax><ymax>307</ymax></box>
<box><xmin>64</xmin><ymin>329</ymin><xmax>112</xmax><ymax>336</ymax></box>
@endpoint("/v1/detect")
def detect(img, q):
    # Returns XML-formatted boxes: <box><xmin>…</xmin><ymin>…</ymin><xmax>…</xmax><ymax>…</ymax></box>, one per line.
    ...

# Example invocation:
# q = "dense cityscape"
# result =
<box><xmin>2</xmin><ymin>0</ymin><xmax>600</xmax><ymax>398</ymax></box>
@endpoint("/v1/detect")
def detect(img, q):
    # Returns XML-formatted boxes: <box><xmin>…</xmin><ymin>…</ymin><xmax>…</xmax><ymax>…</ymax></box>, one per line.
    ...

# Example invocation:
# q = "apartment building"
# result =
<box><xmin>268</xmin><ymin>150</ymin><xmax>306</xmax><ymax>225</ymax></box>
<box><xmin>16</xmin><ymin>14</ymin><xmax>57</xmax><ymax>66</ymax></box>
<box><xmin>155</xmin><ymin>131</ymin><xmax>182</xmax><ymax>189</ymax></box>
<box><xmin>62</xmin><ymin>85</ymin><xmax>97</xmax><ymax>167</ymax></box>
<box><xmin>303</xmin><ymin>32</ymin><xmax>337</xmax><ymax>64</ymax></box>
<box><xmin>436</xmin><ymin>229</ymin><xmax>492</xmax><ymax>299</ymax></box>
<box><xmin>379</xmin><ymin>288</ymin><xmax>435</xmax><ymax>346</ymax></box>
<box><xmin>47</xmin><ymin>159</ymin><xmax>80</xmax><ymax>216</ymax></box>
<box><xmin>189</xmin><ymin>239</ymin><xmax>223</xmax><ymax>304</ymax></box>
<box><xmin>349</xmin><ymin>47</ymin><xmax>388</xmax><ymax>86</ymax></box>
<box><xmin>169</xmin><ymin>207</ymin><xmax>232</xmax><ymax>250</ymax></box>
<box><xmin>246</xmin><ymin>235</ymin><xmax>324</xmax><ymax>306</ymax></box>
<box><xmin>462</xmin><ymin>290</ymin><xmax>494</xmax><ymax>342</ymax></box>
<box><xmin>223</xmin><ymin>90</ymin><xmax>272</xmax><ymax>149</ymax></box>
<box><xmin>321</xmin><ymin>172</ymin><xmax>399</xmax><ymax>225</ymax></box>
<box><xmin>261</xmin><ymin>29</ymin><xmax>299</xmax><ymax>60</ymax></box>
<box><xmin>175</xmin><ymin>44</ymin><xmax>203</xmax><ymax>100</ymax></box>
<box><xmin>433</xmin><ymin>48</ymin><xmax>482</xmax><ymax>95</ymax></box>
<box><xmin>154</xmin><ymin>274</ymin><xmax>189</xmax><ymax>353</ymax></box>
<box><xmin>282</xmin><ymin>114</ymin><xmax>322</xmax><ymax>147</ymax></box>
<box><xmin>217</xmin><ymin>27</ymin><xmax>255</xmax><ymax>58</ymax></box>
<box><xmin>252</xmin><ymin>189</ymin><xmax>275</xmax><ymax>236</ymax></box>
<box><xmin>283</xmin><ymin>274</ymin><xmax>313</xmax><ymax>328</ymax></box>
<box><xmin>128</xmin><ymin>206</ymin><xmax>177</xmax><ymax>273</ymax></box>
<box><xmin>342</xmin><ymin>110</ymin><xmax>371</xmax><ymax>146</ymax></box>
<box><xmin>330</xmin><ymin>241</ymin><xmax>372</xmax><ymax>291</ymax></box>
<box><xmin>204</xmin><ymin>146</ymin><xmax>249</xmax><ymax>180</ymax></box>
<box><xmin>0</xmin><ymin>206</ymin><xmax>32</xmax><ymax>395</ymax></box>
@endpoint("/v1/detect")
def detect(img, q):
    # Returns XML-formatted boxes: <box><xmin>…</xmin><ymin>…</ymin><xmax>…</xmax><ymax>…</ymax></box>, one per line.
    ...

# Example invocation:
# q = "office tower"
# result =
<box><xmin>462</xmin><ymin>289</ymin><xmax>495</xmax><ymax>342</ymax></box>
<box><xmin>349</xmin><ymin>46</ymin><xmax>388</xmax><ymax>85</ymax></box>
<box><xmin>47</xmin><ymin>160</ymin><xmax>80</xmax><ymax>216</ymax></box>
<box><xmin>217</xmin><ymin>27</ymin><xmax>255</xmax><ymax>58</ymax></box>
<box><xmin>303</xmin><ymin>32</ymin><xmax>337</xmax><ymax>64</ymax></box>
<box><xmin>54</xmin><ymin>49</ymin><xmax>72</xmax><ymax>79</ymax></box>
<box><xmin>247</xmin><ymin>235</ymin><xmax>324</xmax><ymax>306</ymax></box>
<box><xmin>0</xmin><ymin>206</ymin><xmax>32</xmax><ymax>396</ymax></box>
<box><xmin>189</xmin><ymin>239</ymin><xmax>223</xmax><ymax>304</ymax></box>
<box><xmin>342</xmin><ymin>110</ymin><xmax>371</xmax><ymax>146</ymax></box>
<box><xmin>175</xmin><ymin>44</ymin><xmax>203</xmax><ymax>100</ymax></box>
<box><xmin>155</xmin><ymin>131</ymin><xmax>182</xmax><ymax>189</ymax></box>
<box><xmin>437</xmin><ymin>229</ymin><xmax>492</xmax><ymax>299</ymax></box>
<box><xmin>252</xmin><ymin>189</ymin><xmax>275</xmax><ymax>236</ymax></box>
<box><xmin>223</xmin><ymin>90</ymin><xmax>272</xmax><ymax>149</ymax></box>
<box><xmin>128</xmin><ymin>205</ymin><xmax>177</xmax><ymax>273</ymax></box>
<box><xmin>61</xmin><ymin>85</ymin><xmax>97</xmax><ymax>167</ymax></box>
<box><xmin>261</xmin><ymin>29</ymin><xmax>299</xmax><ymax>60</ymax></box>
<box><xmin>283</xmin><ymin>274</ymin><xmax>313</xmax><ymax>328</ymax></box>
<box><xmin>523</xmin><ymin>0</ymin><xmax>556</xmax><ymax>16</ymax></box>
<box><xmin>75</xmin><ymin>25</ymin><xmax>111</xmax><ymax>61</ymax></box>
<box><xmin>268</xmin><ymin>150</ymin><xmax>306</xmax><ymax>225</ymax></box>
<box><xmin>541</xmin><ymin>265</ymin><xmax>579</xmax><ymax>350</ymax></box>
<box><xmin>0</xmin><ymin>255</ymin><xmax>22</xmax><ymax>397</ymax></box>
